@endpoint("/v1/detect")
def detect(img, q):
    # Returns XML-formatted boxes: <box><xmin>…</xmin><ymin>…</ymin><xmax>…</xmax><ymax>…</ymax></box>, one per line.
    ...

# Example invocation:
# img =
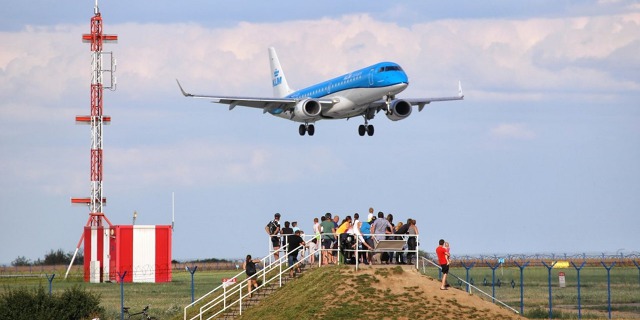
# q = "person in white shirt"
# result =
<box><xmin>307</xmin><ymin>238</ymin><xmax>318</xmax><ymax>264</ymax></box>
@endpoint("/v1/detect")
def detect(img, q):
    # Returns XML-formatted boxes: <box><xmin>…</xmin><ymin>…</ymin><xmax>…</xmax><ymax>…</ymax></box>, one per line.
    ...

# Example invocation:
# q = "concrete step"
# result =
<box><xmin>214</xmin><ymin>267</ymin><xmax>307</xmax><ymax>319</ymax></box>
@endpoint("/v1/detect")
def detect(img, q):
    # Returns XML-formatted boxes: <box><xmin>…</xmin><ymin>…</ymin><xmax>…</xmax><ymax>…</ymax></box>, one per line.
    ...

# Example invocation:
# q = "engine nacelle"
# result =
<box><xmin>385</xmin><ymin>99</ymin><xmax>412</xmax><ymax>121</ymax></box>
<box><xmin>293</xmin><ymin>99</ymin><xmax>322</xmax><ymax>120</ymax></box>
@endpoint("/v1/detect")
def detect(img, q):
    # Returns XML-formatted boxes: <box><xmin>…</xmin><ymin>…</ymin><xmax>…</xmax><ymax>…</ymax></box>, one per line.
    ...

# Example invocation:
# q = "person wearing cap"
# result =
<box><xmin>265</xmin><ymin>213</ymin><xmax>282</xmax><ymax>262</ymax></box>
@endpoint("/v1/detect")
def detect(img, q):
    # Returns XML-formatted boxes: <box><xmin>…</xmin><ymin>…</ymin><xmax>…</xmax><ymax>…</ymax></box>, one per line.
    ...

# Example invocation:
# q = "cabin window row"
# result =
<box><xmin>299</xmin><ymin>75</ymin><xmax>363</xmax><ymax>98</ymax></box>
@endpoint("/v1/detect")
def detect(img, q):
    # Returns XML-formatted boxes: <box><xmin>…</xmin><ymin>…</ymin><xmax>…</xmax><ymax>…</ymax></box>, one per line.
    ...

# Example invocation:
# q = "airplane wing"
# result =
<box><xmin>370</xmin><ymin>81</ymin><xmax>465</xmax><ymax>112</ymax></box>
<box><xmin>176</xmin><ymin>80</ymin><xmax>333</xmax><ymax>114</ymax></box>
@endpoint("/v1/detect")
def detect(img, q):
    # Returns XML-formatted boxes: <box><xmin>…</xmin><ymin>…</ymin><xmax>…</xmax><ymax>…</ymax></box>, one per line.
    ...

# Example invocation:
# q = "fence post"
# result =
<box><xmin>186</xmin><ymin>265</ymin><xmax>198</xmax><ymax>303</ymax></box>
<box><xmin>601</xmin><ymin>261</ymin><xmax>616</xmax><ymax>320</ymax></box>
<box><xmin>633</xmin><ymin>260</ymin><xmax>640</xmax><ymax>286</ymax></box>
<box><xmin>117</xmin><ymin>271</ymin><xmax>127</xmax><ymax>320</ymax></box>
<box><xmin>485</xmin><ymin>261</ymin><xmax>500</xmax><ymax>303</ymax></box>
<box><xmin>45</xmin><ymin>273</ymin><xmax>55</xmax><ymax>296</ymax></box>
<box><xmin>460</xmin><ymin>260</ymin><xmax>475</xmax><ymax>293</ymax></box>
<box><xmin>355</xmin><ymin>241</ymin><xmax>359</xmax><ymax>271</ymax></box>
<box><xmin>541</xmin><ymin>261</ymin><xmax>557</xmax><ymax>319</ymax></box>
<box><xmin>514</xmin><ymin>260</ymin><xmax>530</xmax><ymax>315</ymax></box>
<box><xmin>571</xmin><ymin>261</ymin><xmax>586</xmax><ymax>320</ymax></box>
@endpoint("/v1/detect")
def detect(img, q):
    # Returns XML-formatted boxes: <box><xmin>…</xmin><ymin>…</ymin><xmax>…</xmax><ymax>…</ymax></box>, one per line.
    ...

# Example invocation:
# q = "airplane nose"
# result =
<box><xmin>399</xmin><ymin>72</ymin><xmax>408</xmax><ymax>84</ymax></box>
<box><xmin>390</xmin><ymin>72</ymin><xmax>408</xmax><ymax>86</ymax></box>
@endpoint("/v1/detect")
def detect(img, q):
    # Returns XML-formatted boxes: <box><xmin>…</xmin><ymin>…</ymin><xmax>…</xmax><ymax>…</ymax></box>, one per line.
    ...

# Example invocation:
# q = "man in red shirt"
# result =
<box><xmin>436</xmin><ymin>239</ymin><xmax>449</xmax><ymax>290</ymax></box>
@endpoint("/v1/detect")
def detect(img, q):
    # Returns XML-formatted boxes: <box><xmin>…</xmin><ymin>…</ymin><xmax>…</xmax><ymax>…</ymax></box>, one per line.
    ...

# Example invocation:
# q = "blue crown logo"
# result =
<box><xmin>274</xmin><ymin>70</ymin><xmax>280</xmax><ymax>77</ymax></box>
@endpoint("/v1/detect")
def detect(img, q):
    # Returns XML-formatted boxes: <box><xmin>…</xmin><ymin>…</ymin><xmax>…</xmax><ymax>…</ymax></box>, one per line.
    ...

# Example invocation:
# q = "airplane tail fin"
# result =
<box><xmin>268</xmin><ymin>47</ymin><xmax>294</xmax><ymax>98</ymax></box>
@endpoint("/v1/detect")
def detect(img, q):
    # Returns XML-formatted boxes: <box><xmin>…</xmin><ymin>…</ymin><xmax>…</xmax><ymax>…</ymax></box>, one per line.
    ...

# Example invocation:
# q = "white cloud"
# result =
<box><xmin>106</xmin><ymin>140</ymin><xmax>345</xmax><ymax>189</ymax></box>
<box><xmin>490</xmin><ymin>123</ymin><xmax>536</xmax><ymax>140</ymax></box>
<box><xmin>91</xmin><ymin>13</ymin><xmax>640</xmax><ymax>97</ymax></box>
<box><xmin>1</xmin><ymin>11</ymin><xmax>638</xmax><ymax>194</ymax></box>
<box><xmin>2</xmin><ymin>12</ymin><xmax>639</xmax><ymax>122</ymax></box>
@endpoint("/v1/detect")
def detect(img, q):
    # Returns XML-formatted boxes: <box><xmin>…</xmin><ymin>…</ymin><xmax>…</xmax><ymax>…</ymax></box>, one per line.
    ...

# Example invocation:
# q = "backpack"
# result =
<box><xmin>267</xmin><ymin>220</ymin><xmax>278</xmax><ymax>235</ymax></box>
<box><xmin>246</xmin><ymin>261</ymin><xmax>256</xmax><ymax>276</ymax></box>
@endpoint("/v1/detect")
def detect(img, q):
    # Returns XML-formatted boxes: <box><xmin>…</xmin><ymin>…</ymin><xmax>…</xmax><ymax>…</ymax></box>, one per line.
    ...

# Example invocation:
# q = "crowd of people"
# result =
<box><xmin>262</xmin><ymin>208</ymin><xmax>422</xmax><ymax>268</ymax></box>
<box><xmin>243</xmin><ymin>209</ymin><xmax>452</xmax><ymax>295</ymax></box>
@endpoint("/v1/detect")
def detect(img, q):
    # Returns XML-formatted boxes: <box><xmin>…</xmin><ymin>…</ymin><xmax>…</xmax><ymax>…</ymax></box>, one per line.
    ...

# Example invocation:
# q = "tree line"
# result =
<box><xmin>11</xmin><ymin>249</ymin><xmax>83</xmax><ymax>266</ymax></box>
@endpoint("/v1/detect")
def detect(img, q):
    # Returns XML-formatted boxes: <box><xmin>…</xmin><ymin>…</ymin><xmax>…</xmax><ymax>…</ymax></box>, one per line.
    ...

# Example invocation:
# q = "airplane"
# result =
<box><xmin>177</xmin><ymin>47</ymin><xmax>463</xmax><ymax>136</ymax></box>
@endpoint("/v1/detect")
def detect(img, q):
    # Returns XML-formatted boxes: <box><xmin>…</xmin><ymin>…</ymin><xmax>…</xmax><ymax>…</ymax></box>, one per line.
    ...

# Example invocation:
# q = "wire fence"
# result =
<box><xmin>419</xmin><ymin>252</ymin><xmax>640</xmax><ymax>319</ymax></box>
<box><xmin>445</xmin><ymin>252</ymin><xmax>640</xmax><ymax>267</ymax></box>
<box><xmin>2</xmin><ymin>251</ymin><xmax>639</xmax><ymax>319</ymax></box>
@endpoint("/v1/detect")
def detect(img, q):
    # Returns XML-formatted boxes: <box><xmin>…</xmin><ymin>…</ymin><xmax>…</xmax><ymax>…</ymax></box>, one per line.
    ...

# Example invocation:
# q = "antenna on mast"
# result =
<box><xmin>172</xmin><ymin>192</ymin><xmax>175</xmax><ymax>231</ymax></box>
<box><xmin>67</xmin><ymin>0</ymin><xmax>118</xmax><ymax>282</ymax></box>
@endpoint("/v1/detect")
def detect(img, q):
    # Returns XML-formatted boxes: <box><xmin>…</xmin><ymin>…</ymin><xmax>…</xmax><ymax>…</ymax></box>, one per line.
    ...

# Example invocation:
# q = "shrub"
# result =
<box><xmin>0</xmin><ymin>285</ymin><xmax>104</xmax><ymax>320</ymax></box>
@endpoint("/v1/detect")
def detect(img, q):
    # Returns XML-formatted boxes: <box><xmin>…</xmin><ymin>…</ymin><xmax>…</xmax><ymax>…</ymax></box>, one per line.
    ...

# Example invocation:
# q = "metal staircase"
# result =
<box><xmin>184</xmin><ymin>245</ymin><xmax>312</xmax><ymax>320</ymax></box>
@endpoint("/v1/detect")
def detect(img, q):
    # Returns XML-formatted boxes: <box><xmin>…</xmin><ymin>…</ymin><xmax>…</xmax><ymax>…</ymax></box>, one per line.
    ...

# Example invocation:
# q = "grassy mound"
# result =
<box><xmin>236</xmin><ymin>265</ymin><xmax>522</xmax><ymax>320</ymax></box>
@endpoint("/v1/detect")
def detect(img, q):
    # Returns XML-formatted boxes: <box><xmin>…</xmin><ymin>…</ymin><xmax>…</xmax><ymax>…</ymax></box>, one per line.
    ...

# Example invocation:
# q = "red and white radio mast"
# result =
<box><xmin>66</xmin><ymin>0</ymin><xmax>117</xmax><ymax>281</ymax></box>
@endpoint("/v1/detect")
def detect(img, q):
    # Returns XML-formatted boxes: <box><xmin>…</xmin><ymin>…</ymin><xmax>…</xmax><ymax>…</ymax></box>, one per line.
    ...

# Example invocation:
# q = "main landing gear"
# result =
<box><xmin>299</xmin><ymin>123</ymin><xmax>315</xmax><ymax>136</ymax></box>
<box><xmin>358</xmin><ymin>120</ymin><xmax>374</xmax><ymax>136</ymax></box>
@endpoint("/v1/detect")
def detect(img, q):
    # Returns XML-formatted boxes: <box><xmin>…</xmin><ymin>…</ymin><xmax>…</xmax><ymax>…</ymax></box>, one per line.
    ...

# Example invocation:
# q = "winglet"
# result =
<box><xmin>176</xmin><ymin>79</ymin><xmax>192</xmax><ymax>97</ymax></box>
<box><xmin>458</xmin><ymin>81</ymin><xmax>464</xmax><ymax>99</ymax></box>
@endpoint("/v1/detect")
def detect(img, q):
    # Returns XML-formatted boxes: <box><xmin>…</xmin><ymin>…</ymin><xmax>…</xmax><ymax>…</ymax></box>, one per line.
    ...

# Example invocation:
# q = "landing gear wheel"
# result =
<box><xmin>299</xmin><ymin>124</ymin><xmax>306</xmax><ymax>136</ymax></box>
<box><xmin>308</xmin><ymin>124</ymin><xmax>315</xmax><ymax>136</ymax></box>
<box><xmin>367</xmin><ymin>125</ymin><xmax>374</xmax><ymax>136</ymax></box>
<box><xmin>358</xmin><ymin>125</ymin><xmax>366</xmax><ymax>136</ymax></box>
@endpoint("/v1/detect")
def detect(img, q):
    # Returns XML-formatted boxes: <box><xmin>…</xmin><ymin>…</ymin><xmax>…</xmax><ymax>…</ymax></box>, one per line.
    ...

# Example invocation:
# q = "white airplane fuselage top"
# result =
<box><xmin>177</xmin><ymin>47</ymin><xmax>463</xmax><ymax>136</ymax></box>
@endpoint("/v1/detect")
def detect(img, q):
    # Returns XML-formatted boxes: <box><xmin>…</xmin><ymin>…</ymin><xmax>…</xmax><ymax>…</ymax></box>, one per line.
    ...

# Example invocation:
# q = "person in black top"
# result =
<box><xmin>395</xmin><ymin>218</ymin><xmax>412</xmax><ymax>264</ymax></box>
<box><xmin>265</xmin><ymin>213</ymin><xmax>281</xmax><ymax>261</ymax></box>
<box><xmin>287</xmin><ymin>230</ymin><xmax>305</xmax><ymax>277</ymax></box>
<box><xmin>281</xmin><ymin>221</ymin><xmax>294</xmax><ymax>254</ymax></box>
<box><xmin>243</xmin><ymin>254</ymin><xmax>261</xmax><ymax>297</ymax></box>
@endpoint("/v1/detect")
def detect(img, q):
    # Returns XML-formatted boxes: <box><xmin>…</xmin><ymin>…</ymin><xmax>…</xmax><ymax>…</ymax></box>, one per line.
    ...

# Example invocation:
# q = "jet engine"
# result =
<box><xmin>385</xmin><ymin>99</ymin><xmax>412</xmax><ymax>121</ymax></box>
<box><xmin>293</xmin><ymin>99</ymin><xmax>322</xmax><ymax>120</ymax></box>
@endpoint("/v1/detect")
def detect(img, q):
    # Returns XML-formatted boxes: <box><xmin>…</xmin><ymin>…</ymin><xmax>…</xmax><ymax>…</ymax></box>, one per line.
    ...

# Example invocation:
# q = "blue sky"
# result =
<box><xmin>0</xmin><ymin>1</ymin><xmax>639</xmax><ymax>264</ymax></box>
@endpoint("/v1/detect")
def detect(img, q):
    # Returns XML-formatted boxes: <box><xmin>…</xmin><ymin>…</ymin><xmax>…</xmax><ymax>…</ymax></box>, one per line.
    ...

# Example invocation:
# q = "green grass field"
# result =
<box><xmin>0</xmin><ymin>266</ymin><xmax>238</xmax><ymax>319</ymax></box>
<box><xmin>421</xmin><ymin>264</ymin><xmax>640</xmax><ymax>319</ymax></box>
<box><xmin>1</xmin><ymin>263</ymin><xmax>639</xmax><ymax>319</ymax></box>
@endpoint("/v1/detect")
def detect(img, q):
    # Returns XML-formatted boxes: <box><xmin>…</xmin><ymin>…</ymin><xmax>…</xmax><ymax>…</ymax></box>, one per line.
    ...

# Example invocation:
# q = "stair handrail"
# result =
<box><xmin>183</xmin><ymin>245</ymin><xmax>286</xmax><ymax>320</ymax></box>
<box><xmin>185</xmin><ymin>243</ymin><xmax>311</xmax><ymax>320</ymax></box>
<box><xmin>205</xmin><ymin>245</ymin><xmax>310</xmax><ymax>319</ymax></box>
<box><xmin>419</xmin><ymin>256</ymin><xmax>520</xmax><ymax>314</ymax></box>
<box><xmin>204</xmin><ymin>244</ymin><xmax>310</xmax><ymax>320</ymax></box>
<box><xmin>200</xmin><ymin>254</ymin><xmax>287</xmax><ymax>319</ymax></box>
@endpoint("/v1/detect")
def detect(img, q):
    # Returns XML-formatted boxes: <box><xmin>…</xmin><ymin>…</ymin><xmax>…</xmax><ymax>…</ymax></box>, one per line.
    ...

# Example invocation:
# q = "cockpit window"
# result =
<box><xmin>378</xmin><ymin>66</ymin><xmax>404</xmax><ymax>72</ymax></box>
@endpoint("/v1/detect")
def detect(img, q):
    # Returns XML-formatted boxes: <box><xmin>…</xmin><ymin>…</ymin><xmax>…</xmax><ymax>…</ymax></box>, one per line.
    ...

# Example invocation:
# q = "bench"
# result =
<box><xmin>373</xmin><ymin>239</ymin><xmax>406</xmax><ymax>251</ymax></box>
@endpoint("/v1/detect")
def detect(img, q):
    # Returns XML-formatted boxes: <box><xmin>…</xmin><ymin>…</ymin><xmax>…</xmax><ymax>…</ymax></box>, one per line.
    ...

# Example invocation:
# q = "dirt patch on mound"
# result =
<box><xmin>331</xmin><ymin>265</ymin><xmax>523</xmax><ymax>320</ymax></box>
